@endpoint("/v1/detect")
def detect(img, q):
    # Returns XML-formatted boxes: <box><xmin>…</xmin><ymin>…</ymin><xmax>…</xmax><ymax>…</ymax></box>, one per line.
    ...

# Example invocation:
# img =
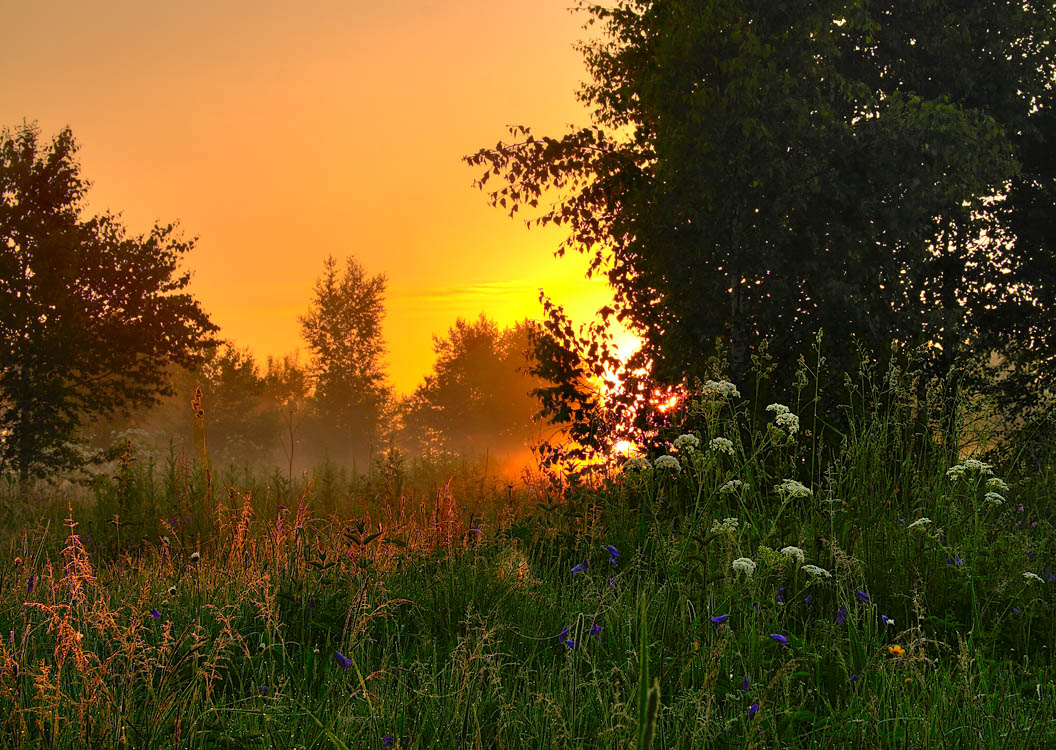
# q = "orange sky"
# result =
<box><xmin>1</xmin><ymin>0</ymin><xmax>632</xmax><ymax>393</ymax></box>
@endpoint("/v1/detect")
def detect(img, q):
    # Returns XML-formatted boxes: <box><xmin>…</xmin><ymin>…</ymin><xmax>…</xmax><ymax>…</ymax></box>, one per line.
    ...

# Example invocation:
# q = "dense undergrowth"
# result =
<box><xmin>0</xmin><ymin>362</ymin><xmax>1054</xmax><ymax>748</ymax></box>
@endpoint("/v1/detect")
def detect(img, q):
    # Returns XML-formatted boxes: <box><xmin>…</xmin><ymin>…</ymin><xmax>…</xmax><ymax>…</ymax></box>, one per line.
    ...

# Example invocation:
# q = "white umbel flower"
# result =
<box><xmin>780</xmin><ymin>546</ymin><xmax>806</xmax><ymax>564</ymax></box>
<box><xmin>710</xmin><ymin>517</ymin><xmax>739</xmax><ymax>534</ymax></box>
<box><xmin>709</xmin><ymin>437</ymin><xmax>735</xmax><ymax>456</ymax></box>
<box><xmin>654</xmin><ymin>455</ymin><xmax>681</xmax><ymax>471</ymax></box>
<box><xmin>623</xmin><ymin>457</ymin><xmax>651</xmax><ymax>472</ymax></box>
<box><xmin>907</xmin><ymin>518</ymin><xmax>932</xmax><ymax>529</ymax></box>
<box><xmin>800</xmin><ymin>564</ymin><xmax>832</xmax><ymax>578</ymax></box>
<box><xmin>719</xmin><ymin>479</ymin><xmax>745</xmax><ymax>494</ymax></box>
<box><xmin>983</xmin><ymin>492</ymin><xmax>1005</xmax><ymax>507</ymax></box>
<box><xmin>766</xmin><ymin>403</ymin><xmax>790</xmax><ymax>415</ymax></box>
<box><xmin>775</xmin><ymin>412</ymin><xmax>800</xmax><ymax>435</ymax></box>
<box><xmin>775</xmin><ymin>479</ymin><xmax>812</xmax><ymax>498</ymax></box>
<box><xmin>673</xmin><ymin>434</ymin><xmax>700</xmax><ymax>451</ymax></box>
<box><xmin>1024</xmin><ymin>572</ymin><xmax>1044</xmax><ymax>583</ymax></box>
<box><xmin>732</xmin><ymin>557</ymin><xmax>757</xmax><ymax>577</ymax></box>
<box><xmin>986</xmin><ymin>477</ymin><xmax>1010</xmax><ymax>494</ymax></box>
<box><xmin>702</xmin><ymin>380</ymin><xmax>740</xmax><ymax>399</ymax></box>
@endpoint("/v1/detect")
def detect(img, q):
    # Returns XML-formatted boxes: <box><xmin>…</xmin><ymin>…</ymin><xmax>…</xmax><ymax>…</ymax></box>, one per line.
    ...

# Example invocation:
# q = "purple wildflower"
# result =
<box><xmin>605</xmin><ymin>545</ymin><xmax>619</xmax><ymax>565</ymax></box>
<box><xmin>27</xmin><ymin>574</ymin><xmax>34</xmax><ymax>594</ymax></box>
<box><xmin>741</xmin><ymin>676</ymin><xmax>750</xmax><ymax>692</ymax></box>
<box><xmin>608</xmin><ymin>573</ymin><xmax>615</xmax><ymax>588</ymax></box>
<box><xmin>151</xmin><ymin>607</ymin><xmax>162</xmax><ymax>620</ymax></box>
<box><xmin>382</xmin><ymin>736</ymin><xmax>394</xmax><ymax>748</ymax></box>
<box><xmin>710</xmin><ymin>615</ymin><xmax>730</xmax><ymax>625</ymax></box>
<box><xmin>1012</xmin><ymin>608</ymin><xmax>1021</xmax><ymax>616</ymax></box>
<box><xmin>849</xmin><ymin>674</ymin><xmax>857</xmax><ymax>684</ymax></box>
<box><xmin>776</xmin><ymin>588</ymin><xmax>785</xmax><ymax>604</ymax></box>
<box><xmin>258</xmin><ymin>685</ymin><xmax>269</xmax><ymax>694</ymax></box>
<box><xmin>334</xmin><ymin>651</ymin><xmax>353</xmax><ymax>669</ymax></box>
<box><xmin>835</xmin><ymin>605</ymin><xmax>848</xmax><ymax>625</ymax></box>
<box><xmin>591</xmin><ymin>622</ymin><xmax>602</xmax><ymax>642</ymax></box>
<box><xmin>559</xmin><ymin>626</ymin><xmax>575</xmax><ymax>649</ymax></box>
<box><xmin>748</xmin><ymin>703</ymin><xmax>759</xmax><ymax>719</ymax></box>
<box><xmin>855</xmin><ymin>590</ymin><xmax>869</xmax><ymax>604</ymax></box>
<box><xmin>769</xmin><ymin>633</ymin><xmax>789</xmax><ymax>647</ymax></box>
<box><xmin>571</xmin><ymin>560</ymin><xmax>588</xmax><ymax>575</ymax></box>
<box><xmin>881</xmin><ymin>615</ymin><xmax>892</xmax><ymax>626</ymax></box>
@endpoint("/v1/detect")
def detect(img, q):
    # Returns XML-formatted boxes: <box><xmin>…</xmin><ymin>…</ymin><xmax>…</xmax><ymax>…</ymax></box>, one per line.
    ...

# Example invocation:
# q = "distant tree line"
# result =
<box><xmin>0</xmin><ymin>122</ymin><xmax>546</xmax><ymax>478</ymax></box>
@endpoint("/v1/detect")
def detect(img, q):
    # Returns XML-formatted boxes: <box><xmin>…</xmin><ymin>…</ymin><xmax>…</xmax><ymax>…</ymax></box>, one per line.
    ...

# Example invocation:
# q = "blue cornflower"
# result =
<box><xmin>559</xmin><ymin>626</ymin><xmax>575</xmax><ymax>649</ymax></box>
<box><xmin>849</xmin><ymin>674</ymin><xmax>857</xmax><ymax>684</ymax></box>
<box><xmin>571</xmin><ymin>560</ymin><xmax>588</xmax><ymax>575</ymax></box>
<box><xmin>605</xmin><ymin>545</ymin><xmax>619</xmax><ymax>566</ymax></box>
<box><xmin>334</xmin><ymin>651</ymin><xmax>353</xmax><ymax>669</ymax></box>
<box><xmin>151</xmin><ymin>607</ymin><xmax>162</xmax><ymax>620</ymax></box>
<box><xmin>748</xmin><ymin>703</ymin><xmax>759</xmax><ymax>719</ymax></box>
<box><xmin>769</xmin><ymin>633</ymin><xmax>789</xmax><ymax>647</ymax></box>
<box><xmin>710</xmin><ymin>615</ymin><xmax>730</xmax><ymax>625</ymax></box>
<box><xmin>835</xmin><ymin>605</ymin><xmax>848</xmax><ymax>625</ymax></box>
<box><xmin>591</xmin><ymin>622</ymin><xmax>602</xmax><ymax>642</ymax></box>
<box><xmin>881</xmin><ymin>615</ymin><xmax>893</xmax><ymax>627</ymax></box>
<box><xmin>855</xmin><ymin>590</ymin><xmax>869</xmax><ymax>604</ymax></box>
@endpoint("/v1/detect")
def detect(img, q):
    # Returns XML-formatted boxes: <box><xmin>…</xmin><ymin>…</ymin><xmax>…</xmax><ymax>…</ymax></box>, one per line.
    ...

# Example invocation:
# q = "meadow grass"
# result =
<box><xmin>0</xmin><ymin>368</ymin><xmax>1054</xmax><ymax>748</ymax></box>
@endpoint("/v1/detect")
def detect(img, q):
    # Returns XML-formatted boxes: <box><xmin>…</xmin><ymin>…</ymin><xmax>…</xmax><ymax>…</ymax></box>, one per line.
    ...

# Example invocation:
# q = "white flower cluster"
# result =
<box><xmin>719</xmin><ymin>479</ymin><xmax>745</xmax><ymax>494</ymax></box>
<box><xmin>732</xmin><ymin>557</ymin><xmax>757</xmax><ymax>577</ymax></box>
<box><xmin>800</xmin><ymin>564</ymin><xmax>832</xmax><ymax>578</ymax></box>
<box><xmin>983</xmin><ymin>492</ymin><xmax>1005</xmax><ymax>507</ymax></box>
<box><xmin>907</xmin><ymin>518</ymin><xmax>932</xmax><ymax>529</ymax></box>
<box><xmin>710</xmin><ymin>517</ymin><xmax>739</xmax><ymax>535</ymax></box>
<box><xmin>623</xmin><ymin>457</ymin><xmax>651</xmax><ymax>472</ymax></box>
<box><xmin>946</xmin><ymin>458</ymin><xmax>994</xmax><ymax>480</ymax></box>
<box><xmin>986</xmin><ymin>477</ymin><xmax>1010</xmax><ymax>494</ymax></box>
<box><xmin>701</xmin><ymin>380</ymin><xmax>740</xmax><ymax>399</ymax></box>
<box><xmin>709</xmin><ymin>437</ymin><xmax>735</xmax><ymax>456</ymax></box>
<box><xmin>673</xmin><ymin>433</ymin><xmax>700</xmax><ymax>451</ymax></box>
<box><xmin>1024</xmin><ymin>571</ymin><xmax>1044</xmax><ymax>583</ymax></box>
<box><xmin>654</xmin><ymin>455</ymin><xmax>681</xmax><ymax>471</ymax></box>
<box><xmin>775</xmin><ymin>411</ymin><xmax>800</xmax><ymax>435</ymax></box>
<box><xmin>774</xmin><ymin>479</ymin><xmax>812</xmax><ymax>498</ymax></box>
<box><xmin>766</xmin><ymin>403</ymin><xmax>799</xmax><ymax>435</ymax></box>
<box><xmin>780</xmin><ymin>546</ymin><xmax>806</xmax><ymax>564</ymax></box>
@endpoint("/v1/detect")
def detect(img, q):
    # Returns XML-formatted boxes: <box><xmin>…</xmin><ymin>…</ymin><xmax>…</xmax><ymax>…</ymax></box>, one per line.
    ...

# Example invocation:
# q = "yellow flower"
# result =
<box><xmin>888</xmin><ymin>645</ymin><xmax>905</xmax><ymax>657</ymax></box>
<box><xmin>905</xmin><ymin>678</ymin><xmax>913</xmax><ymax>684</ymax></box>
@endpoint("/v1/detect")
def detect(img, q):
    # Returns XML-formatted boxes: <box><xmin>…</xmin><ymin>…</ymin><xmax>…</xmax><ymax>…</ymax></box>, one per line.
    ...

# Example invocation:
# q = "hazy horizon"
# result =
<box><xmin>0</xmin><ymin>0</ymin><xmax>635</xmax><ymax>394</ymax></box>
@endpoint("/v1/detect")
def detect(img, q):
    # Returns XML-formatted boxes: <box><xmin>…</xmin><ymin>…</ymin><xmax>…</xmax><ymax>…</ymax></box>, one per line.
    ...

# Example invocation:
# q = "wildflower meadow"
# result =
<box><xmin>0</xmin><ymin>358</ymin><xmax>1054</xmax><ymax>749</ymax></box>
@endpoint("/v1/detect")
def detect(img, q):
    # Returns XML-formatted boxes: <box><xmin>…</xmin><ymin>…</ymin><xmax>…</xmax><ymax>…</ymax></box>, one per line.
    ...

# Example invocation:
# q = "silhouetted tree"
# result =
<box><xmin>299</xmin><ymin>255</ymin><xmax>389</xmax><ymax>464</ymax></box>
<box><xmin>467</xmin><ymin>0</ymin><xmax>1056</xmax><ymax>448</ymax></box>
<box><xmin>0</xmin><ymin>123</ymin><xmax>217</xmax><ymax>478</ymax></box>
<box><xmin>401</xmin><ymin>315</ymin><xmax>543</xmax><ymax>456</ymax></box>
<box><xmin>262</xmin><ymin>352</ymin><xmax>310</xmax><ymax>480</ymax></box>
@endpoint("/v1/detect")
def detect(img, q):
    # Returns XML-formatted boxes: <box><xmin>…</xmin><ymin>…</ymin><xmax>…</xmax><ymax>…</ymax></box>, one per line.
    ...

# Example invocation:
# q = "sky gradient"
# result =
<box><xmin>1</xmin><ymin>0</ymin><xmax>628</xmax><ymax>393</ymax></box>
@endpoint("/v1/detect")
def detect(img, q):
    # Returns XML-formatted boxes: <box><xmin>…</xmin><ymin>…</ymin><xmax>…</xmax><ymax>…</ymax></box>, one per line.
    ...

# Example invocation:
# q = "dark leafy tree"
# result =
<box><xmin>299</xmin><ymin>255</ymin><xmax>389</xmax><ymax>464</ymax></box>
<box><xmin>0</xmin><ymin>123</ymin><xmax>217</xmax><ymax>478</ymax></box>
<box><xmin>401</xmin><ymin>315</ymin><xmax>544</xmax><ymax>457</ymax></box>
<box><xmin>466</xmin><ymin>0</ymin><xmax>1056</xmax><ymax>453</ymax></box>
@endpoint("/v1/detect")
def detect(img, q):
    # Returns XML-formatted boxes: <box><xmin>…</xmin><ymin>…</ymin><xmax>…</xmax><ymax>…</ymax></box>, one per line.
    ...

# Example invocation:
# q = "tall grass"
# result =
<box><xmin>0</xmin><ymin>359</ymin><xmax>1053</xmax><ymax>748</ymax></box>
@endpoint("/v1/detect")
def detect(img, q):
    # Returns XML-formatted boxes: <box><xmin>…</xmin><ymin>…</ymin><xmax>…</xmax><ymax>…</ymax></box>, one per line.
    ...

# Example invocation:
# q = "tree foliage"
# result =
<box><xmin>466</xmin><ymin>0</ymin><xmax>1056</xmax><ymax>450</ymax></box>
<box><xmin>0</xmin><ymin>123</ymin><xmax>217</xmax><ymax>477</ymax></box>
<box><xmin>299</xmin><ymin>254</ymin><xmax>389</xmax><ymax>463</ymax></box>
<box><xmin>401</xmin><ymin>315</ymin><xmax>544</xmax><ymax>457</ymax></box>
